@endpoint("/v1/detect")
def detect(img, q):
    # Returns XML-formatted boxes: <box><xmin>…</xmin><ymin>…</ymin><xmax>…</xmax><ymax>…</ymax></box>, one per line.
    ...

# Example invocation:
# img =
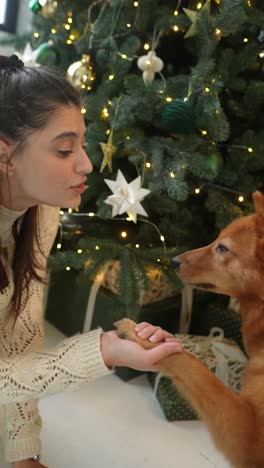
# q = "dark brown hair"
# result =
<box><xmin>0</xmin><ymin>58</ymin><xmax>82</xmax><ymax>327</ymax></box>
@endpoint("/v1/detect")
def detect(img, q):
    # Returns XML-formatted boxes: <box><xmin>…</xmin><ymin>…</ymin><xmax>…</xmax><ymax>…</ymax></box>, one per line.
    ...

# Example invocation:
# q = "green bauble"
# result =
<box><xmin>28</xmin><ymin>0</ymin><xmax>42</xmax><ymax>13</ymax></box>
<box><xmin>29</xmin><ymin>0</ymin><xmax>57</xmax><ymax>16</ymax></box>
<box><xmin>207</xmin><ymin>152</ymin><xmax>223</xmax><ymax>176</ymax></box>
<box><xmin>161</xmin><ymin>99</ymin><xmax>196</xmax><ymax>134</ymax></box>
<box><xmin>36</xmin><ymin>42</ymin><xmax>60</xmax><ymax>66</ymax></box>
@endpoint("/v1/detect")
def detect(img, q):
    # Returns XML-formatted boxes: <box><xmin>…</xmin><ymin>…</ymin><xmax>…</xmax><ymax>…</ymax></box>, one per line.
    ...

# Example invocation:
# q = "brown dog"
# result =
<box><xmin>115</xmin><ymin>191</ymin><xmax>264</xmax><ymax>468</ymax></box>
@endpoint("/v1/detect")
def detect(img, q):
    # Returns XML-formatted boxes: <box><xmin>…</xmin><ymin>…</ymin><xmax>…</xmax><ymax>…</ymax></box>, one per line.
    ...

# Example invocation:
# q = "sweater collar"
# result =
<box><xmin>0</xmin><ymin>205</ymin><xmax>27</xmax><ymax>247</ymax></box>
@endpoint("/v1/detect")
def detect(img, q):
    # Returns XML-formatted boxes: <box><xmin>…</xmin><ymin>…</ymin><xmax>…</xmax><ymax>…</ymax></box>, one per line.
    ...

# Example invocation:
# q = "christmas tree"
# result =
<box><xmin>13</xmin><ymin>0</ymin><xmax>264</xmax><ymax>321</ymax></box>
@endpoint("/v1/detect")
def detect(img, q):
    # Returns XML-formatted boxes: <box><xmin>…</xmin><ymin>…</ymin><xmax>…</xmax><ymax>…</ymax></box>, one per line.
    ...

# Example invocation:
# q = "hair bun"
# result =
<box><xmin>0</xmin><ymin>55</ymin><xmax>24</xmax><ymax>71</ymax></box>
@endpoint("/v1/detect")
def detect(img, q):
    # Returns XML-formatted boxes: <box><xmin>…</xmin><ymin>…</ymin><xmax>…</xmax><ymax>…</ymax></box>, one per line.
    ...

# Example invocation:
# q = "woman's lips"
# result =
<box><xmin>71</xmin><ymin>182</ymin><xmax>87</xmax><ymax>193</ymax></box>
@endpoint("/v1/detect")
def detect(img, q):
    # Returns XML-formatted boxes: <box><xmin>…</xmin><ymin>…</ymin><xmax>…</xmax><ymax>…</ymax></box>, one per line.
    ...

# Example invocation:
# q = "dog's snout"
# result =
<box><xmin>172</xmin><ymin>256</ymin><xmax>181</xmax><ymax>270</ymax></box>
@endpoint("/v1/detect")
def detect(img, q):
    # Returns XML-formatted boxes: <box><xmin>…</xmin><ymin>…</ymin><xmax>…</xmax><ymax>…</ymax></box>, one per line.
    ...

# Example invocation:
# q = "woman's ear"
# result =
<box><xmin>0</xmin><ymin>139</ymin><xmax>13</xmax><ymax>175</ymax></box>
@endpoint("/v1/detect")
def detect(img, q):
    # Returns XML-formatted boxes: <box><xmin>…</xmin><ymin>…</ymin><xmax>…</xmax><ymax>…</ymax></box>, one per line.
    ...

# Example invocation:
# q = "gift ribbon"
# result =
<box><xmin>197</xmin><ymin>327</ymin><xmax>247</xmax><ymax>386</ymax></box>
<box><xmin>228</xmin><ymin>296</ymin><xmax>241</xmax><ymax>313</ymax></box>
<box><xmin>179</xmin><ymin>284</ymin><xmax>193</xmax><ymax>333</ymax></box>
<box><xmin>83</xmin><ymin>261</ymin><xmax>112</xmax><ymax>332</ymax></box>
<box><xmin>153</xmin><ymin>327</ymin><xmax>247</xmax><ymax>396</ymax></box>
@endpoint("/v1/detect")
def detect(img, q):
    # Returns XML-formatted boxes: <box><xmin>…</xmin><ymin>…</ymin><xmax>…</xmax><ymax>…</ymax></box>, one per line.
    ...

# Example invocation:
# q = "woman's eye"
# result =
<box><xmin>58</xmin><ymin>150</ymin><xmax>72</xmax><ymax>157</ymax></box>
<box><xmin>216</xmin><ymin>243</ymin><xmax>229</xmax><ymax>253</ymax></box>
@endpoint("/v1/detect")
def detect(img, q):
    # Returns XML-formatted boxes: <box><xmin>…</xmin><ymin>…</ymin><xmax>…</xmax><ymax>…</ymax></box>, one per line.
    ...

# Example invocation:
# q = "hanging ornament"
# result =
<box><xmin>104</xmin><ymin>170</ymin><xmax>151</xmax><ymax>223</ymax></box>
<box><xmin>15</xmin><ymin>42</ymin><xmax>40</xmax><ymax>66</ymax></box>
<box><xmin>137</xmin><ymin>50</ymin><xmax>164</xmax><ymax>84</ymax></box>
<box><xmin>183</xmin><ymin>0</ymin><xmax>211</xmax><ymax>38</ymax></box>
<box><xmin>67</xmin><ymin>54</ymin><xmax>96</xmax><ymax>90</ymax></box>
<box><xmin>207</xmin><ymin>151</ymin><xmax>223</xmax><ymax>176</ymax></box>
<box><xmin>161</xmin><ymin>99</ymin><xmax>196</xmax><ymax>134</ymax></box>
<box><xmin>29</xmin><ymin>0</ymin><xmax>57</xmax><ymax>17</ymax></box>
<box><xmin>29</xmin><ymin>0</ymin><xmax>42</xmax><ymax>14</ymax></box>
<box><xmin>40</xmin><ymin>0</ymin><xmax>57</xmax><ymax>17</ymax></box>
<box><xmin>100</xmin><ymin>129</ymin><xmax>117</xmax><ymax>173</ymax></box>
<box><xmin>35</xmin><ymin>41</ymin><xmax>60</xmax><ymax>65</ymax></box>
<box><xmin>16</xmin><ymin>41</ymin><xmax>59</xmax><ymax>66</ymax></box>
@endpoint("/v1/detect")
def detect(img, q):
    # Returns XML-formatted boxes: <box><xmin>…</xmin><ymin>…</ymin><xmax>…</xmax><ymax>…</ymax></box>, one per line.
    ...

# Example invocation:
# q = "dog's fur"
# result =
<box><xmin>115</xmin><ymin>191</ymin><xmax>264</xmax><ymax>468</ymax></box>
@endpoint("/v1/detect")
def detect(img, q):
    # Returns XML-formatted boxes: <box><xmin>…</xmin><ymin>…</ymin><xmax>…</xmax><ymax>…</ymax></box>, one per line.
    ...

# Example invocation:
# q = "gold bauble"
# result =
<box><xmin>67</xmin><ymin>54</ymin><xmax>96</xmax><ymax>90</ymax></box>
<box><xmin>40</xmin><ymin>0</ymin><xmax>58</xmax><ymax>18</ymax></box>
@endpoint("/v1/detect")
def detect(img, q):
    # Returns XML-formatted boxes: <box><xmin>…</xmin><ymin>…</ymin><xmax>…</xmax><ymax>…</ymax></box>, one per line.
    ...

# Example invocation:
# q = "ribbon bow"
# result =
<box><xmin>196</xmin><ymin>327</ymin><xmax>247</xmax><ymax>386</ymax></box>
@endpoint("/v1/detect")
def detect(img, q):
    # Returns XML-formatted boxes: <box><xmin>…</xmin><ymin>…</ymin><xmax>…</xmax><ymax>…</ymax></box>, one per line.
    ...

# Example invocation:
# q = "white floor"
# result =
<box><xmin>39</xmin><ymin>321</ymin><xmax>232</xmax><ymax>468</ymax></box>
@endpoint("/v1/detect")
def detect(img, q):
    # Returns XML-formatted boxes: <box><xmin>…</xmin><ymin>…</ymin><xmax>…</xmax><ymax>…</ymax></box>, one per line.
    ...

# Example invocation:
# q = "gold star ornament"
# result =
<box><xmin>99</xmin><ymin>129</ymin><xmax>117</xmax><ymax>173</ymax></box>
<box><xmin>183</xmin><ymin>0</ymin><xmax>211</xmax><ymax>39</ymax></box>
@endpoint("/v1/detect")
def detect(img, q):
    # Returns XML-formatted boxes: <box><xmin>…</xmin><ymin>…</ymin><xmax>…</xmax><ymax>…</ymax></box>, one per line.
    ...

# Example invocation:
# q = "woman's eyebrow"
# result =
<box><xmin>51</xmin><ymin>131</ymin><xmax>86</xmax><ymax>142</ymax></box>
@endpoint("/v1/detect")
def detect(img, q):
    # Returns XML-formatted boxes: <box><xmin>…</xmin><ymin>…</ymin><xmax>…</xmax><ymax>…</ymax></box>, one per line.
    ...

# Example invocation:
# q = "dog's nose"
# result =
<box><xmin>172</xmin><ymin>256</ymin><xmax>181</xmax><ymax>270</ymax></box>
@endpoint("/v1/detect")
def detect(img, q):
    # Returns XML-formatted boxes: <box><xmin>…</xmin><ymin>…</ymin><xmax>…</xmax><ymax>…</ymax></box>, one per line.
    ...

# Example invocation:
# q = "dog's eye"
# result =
<box><xmin>216</xmin><ymin>243</ymin><xmax>229</xmax><ymax>253</ymax></box>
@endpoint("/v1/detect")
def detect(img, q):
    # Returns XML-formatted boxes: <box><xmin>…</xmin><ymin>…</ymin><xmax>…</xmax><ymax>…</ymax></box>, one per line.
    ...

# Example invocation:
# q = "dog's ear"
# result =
<box><xmin>253</xmin><ymin>191</ymin><xmax>264</xmax><ymax>218</ymax></box>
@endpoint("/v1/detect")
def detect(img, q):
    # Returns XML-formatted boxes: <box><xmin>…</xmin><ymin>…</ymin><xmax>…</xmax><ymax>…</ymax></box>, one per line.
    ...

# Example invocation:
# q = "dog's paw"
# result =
<box><xmin>114</xmin><ymin>318</ymin><xmax>138</xmax><ymax>340</ymax></box>
<box><xmin>114</xmin><ymin>318</ymin><xmax>155</xmax><ymax>350</ymax></box>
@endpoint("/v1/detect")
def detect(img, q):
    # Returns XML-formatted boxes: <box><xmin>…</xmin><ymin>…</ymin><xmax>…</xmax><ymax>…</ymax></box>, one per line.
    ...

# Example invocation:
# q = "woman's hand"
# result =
<box><xmin>13</xmin><ymin>460</ymin><xmax>47</xmax><ymax>468</ymax></box>
<box><xmin>101</xmin><ymin>322</ymin><xmax>182</xmax><ymax>371</ymax></box>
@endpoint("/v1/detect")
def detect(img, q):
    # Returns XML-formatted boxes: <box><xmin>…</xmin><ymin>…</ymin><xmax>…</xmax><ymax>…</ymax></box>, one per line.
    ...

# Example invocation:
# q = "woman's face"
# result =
<box><xmin>8</xmin><ymin>104</ymin><xmax>93</xmax><ymax>211</ymax></box>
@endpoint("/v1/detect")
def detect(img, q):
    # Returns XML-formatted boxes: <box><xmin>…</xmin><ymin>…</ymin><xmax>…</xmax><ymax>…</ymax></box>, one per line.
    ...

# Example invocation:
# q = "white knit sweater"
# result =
<box><xmin>0</xmin><ymin>204</ymin><xmax>112</xmax><ymax>463</ymax></box>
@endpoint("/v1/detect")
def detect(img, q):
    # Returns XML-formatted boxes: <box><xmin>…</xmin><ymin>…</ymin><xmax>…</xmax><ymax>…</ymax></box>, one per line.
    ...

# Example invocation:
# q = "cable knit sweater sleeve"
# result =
<box><xmin>0</xmin><ymin>204</ymin><xmax>113</xmax><ymax>462</ymax></box>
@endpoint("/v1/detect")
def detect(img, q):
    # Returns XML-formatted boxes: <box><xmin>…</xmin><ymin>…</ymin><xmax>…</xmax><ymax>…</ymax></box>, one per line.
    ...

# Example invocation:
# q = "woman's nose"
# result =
<box><xmin>78</xmin><ymin>148</ymin><xmax>93</xmax><ymax>174</ymax></box>
<box><xmin>85</xmin><ymin>154</ymin><xmax>93</xmax><ymax>174</ymax></box>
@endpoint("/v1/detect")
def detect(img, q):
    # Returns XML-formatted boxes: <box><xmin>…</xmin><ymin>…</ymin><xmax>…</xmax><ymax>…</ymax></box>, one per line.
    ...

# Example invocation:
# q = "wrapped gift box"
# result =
<box><xmin>148</xmin><ymin>329</ymin><xmax>247</xmax><ymax>421</ymax></box>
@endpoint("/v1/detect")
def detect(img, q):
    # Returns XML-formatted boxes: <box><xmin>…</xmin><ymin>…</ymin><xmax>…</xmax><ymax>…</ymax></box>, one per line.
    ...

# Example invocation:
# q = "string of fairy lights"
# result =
<box><xmin>56</xmin><ymin>216</ymin><xmax>166</xmax><ymax>273</ymax></box>
<box><xmin>31</xmin><ymin>0</ymin><xmax>263</xmax><ymax>271</ymax></box>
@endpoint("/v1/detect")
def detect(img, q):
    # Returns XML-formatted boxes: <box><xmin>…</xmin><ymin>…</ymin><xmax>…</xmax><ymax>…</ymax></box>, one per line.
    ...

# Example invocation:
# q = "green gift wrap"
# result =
<box><xmin>45</xmin><ymin>269</ymin><xmax>181</xmax><ymax>380</ymax></box>
<box><xmin>148</xmin><ymin>373</ymin><xmax>197</xmax><ymax>421</ymax></box>
<box><xmin>148</xmin><ymin>329</ymin><xmax>247</xmax><ymax>421</ymax></box>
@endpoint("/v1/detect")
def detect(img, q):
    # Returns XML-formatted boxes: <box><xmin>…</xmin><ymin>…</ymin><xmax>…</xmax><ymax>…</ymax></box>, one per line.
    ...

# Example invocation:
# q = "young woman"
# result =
<box><xmin>0</xmin><ymin>55</ymin><xmax>182</xmax><ymax>468</ymax></box>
